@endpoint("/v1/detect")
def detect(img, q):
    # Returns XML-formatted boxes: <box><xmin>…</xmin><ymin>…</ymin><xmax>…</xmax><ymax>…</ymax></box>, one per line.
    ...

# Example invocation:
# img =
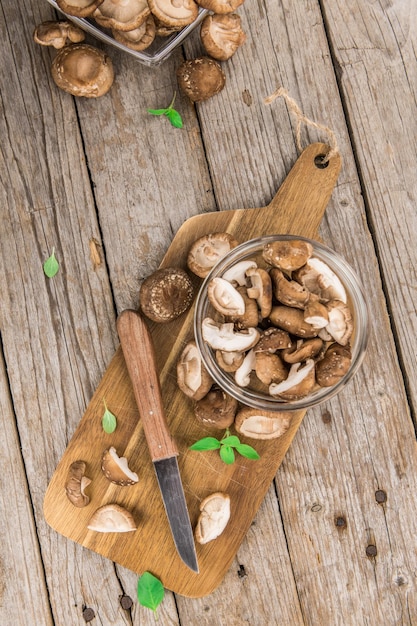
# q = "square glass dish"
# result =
<box><xmin>45</xmin><ymin>1</ymin><xmax>208</xmax><ymax>67</ymax></box>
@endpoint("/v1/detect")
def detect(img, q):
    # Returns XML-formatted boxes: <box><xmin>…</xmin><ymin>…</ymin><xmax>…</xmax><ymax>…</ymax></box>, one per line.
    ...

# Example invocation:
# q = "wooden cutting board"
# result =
<box><xmin>44</xmin><ymin>143</ymin><xmax>341</xmax><ymax>598</ymax></box>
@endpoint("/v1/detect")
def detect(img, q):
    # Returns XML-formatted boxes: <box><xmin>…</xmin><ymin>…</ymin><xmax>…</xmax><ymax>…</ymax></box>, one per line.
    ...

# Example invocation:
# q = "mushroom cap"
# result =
<box><xmin>177</xmin><ymin>57</ymin><xmax>226</xmax><ymax>102</ymax></box>
<box><xmin>246</xmin><ymin>267</ymin><xmax>273</xmax><ymax>318</ymax></box>
<box><xmin>303</xmin><ymin>298</ymin><xmax>329</xmax><ymax>329</ymax></box>
<box><xmin>294</xmin><ymin>257</ymin><xmax>347</xmax><ymax>303</ymax></box>
<box><xmin>139</xmin><ymin>267</ymin><xmax>194</xmax><ymax>323</ymax></box>
<box><xmin>324</xmin><ymin>300</ymin><xmax>354</xmax><ymax>346</ymax></box>
<box><xmin>215</xmin><ymin>349</ymin><xmax>245</xmax><ymax>372</ymax></box>
<box><xmin>207</xmin><ymin>277</ymin><xmax>245</xmax><ymax>316</ymax></box>
<box><xmin>93</xmin><ymin>0</ymin><xmax>151</xmax><ymax>31</ymax></box>
<box><xmin>200</xmin><ymin>13</ymin><xmax>246</xmax><ymax>61</ymax></box>
<box><xmin>195</xmin><ymin>0</ymin><xmax>245</xmax><ymax>14</ymax></box>
<box><xmin>148</xmin><ymin>0</ymin><xmax>199</xmax><ymax>27</ymax></box>
<box><xmin>33</xmin><ymin>20</ymin><xmax>85</xmax><ymax>49</ymax></box>
<box><xmin>65</xmin><ymin>460</ymin><xmax>91</xmax><ymax>507</ymax></box>
<box><xmin>270</xmin><ymin>268</ymin><xmax>311</xmax><ymax>309</ymax></box>
<box><xmin>193</xmin><ymin>386</ymin><xmax>237</xmax><ymax>428</ymax></box>
<box><xmin>101</xmin><ymin>447</ymin><xmax>139</xmax><ymax>485</ymax></box>
<box><xmin>234</xmin><ymin>407</ymin><xmax>292</xmax><ymax>440</ymax></box>
<box><xmin>195</xmin><ymin>492</ymin><xmax>231</xmax><ymax>544</ymax></box>
<box><xmin>263</xmin><ymin>239</ymin><xmax>313</xmax><ymax>272</ymax></box>
<box><xmin>269</xmin><ymin>359</ymin><xmax>316</xmax><ymax>400</ymax></box>
<box><xmin>255</xmin><ymin>351</ymin><xmax>287</xmax><ymax>385</ymax></box>
<box><xmin>112</xmin><ymin>15</ymin><xmax>156</xmax><ymax>51</ymax></box>
<box><xmin>282</xmin><ymin>338</ymin><xmax>324</xmax><ymax>364</ymax></box>
<box><xmin>56</xmin><ymin>0</ymin><xmax>104</xmax><ymax>18</ymax></box>
<box><xmin>187</xmin><ymin>232</ymin><xmax>238</xmax><ymax>278</ymax></box>
<box><xmin>177</xmin><ymin>340</ymin><xmax>213</xmax><ymax>400</ymax></box>
<box><xmin>227</xmin><ymin>286</ymin><xmax>259</xmax><ymax>329</ymax></box>
<box><xmin>269</xmin><ymin>306</ymin><xmax>318</xmax><ymax>338</ymax></box>
<box><xmin>87</xmin><ymin>503</ymin><xmax>137</xmax><ymax>532</ymax></box>
<box><xmin>254</xmin><ymin>327</ymin><xmax>292</xmax><ymax>353</ymax></box>
<box><xmin>316</xmin><ymin>343</ymin><xmax>352</xmax><ymax>387</ymax></box>
<box><xmin>51</xmin><ymin>44</ymin><xmax>114</xmax><ymax>98</ymax></box>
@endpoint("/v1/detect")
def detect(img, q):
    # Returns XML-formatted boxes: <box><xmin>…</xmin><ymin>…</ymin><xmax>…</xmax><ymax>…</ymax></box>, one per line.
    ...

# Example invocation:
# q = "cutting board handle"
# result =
<box><xmin>117</xmin><ymin>309</ymin><xmax>178</xmax><ymax>461</ymax></box>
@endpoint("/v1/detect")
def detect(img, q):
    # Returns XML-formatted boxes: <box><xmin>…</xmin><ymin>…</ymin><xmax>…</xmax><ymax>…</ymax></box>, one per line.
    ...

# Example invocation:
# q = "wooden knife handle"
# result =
<box><xmin>117</xmin><ymin>309</ymin><xmax>178</xmax><ymax>462</ymax></box>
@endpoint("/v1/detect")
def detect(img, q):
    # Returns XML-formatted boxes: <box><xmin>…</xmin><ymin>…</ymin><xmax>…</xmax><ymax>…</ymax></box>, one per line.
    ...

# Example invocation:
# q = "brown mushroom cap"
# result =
<box><xmin>215</xmin><ymin>349</ymin><xmax>245</xmax><ymax>372</ymax></box>
<box><xmin>33</xmin><ymin>20</ymin><xmax>85</xmax><ymax>49</ymax></box>
<box><xmin>196</xmin><ymin>0</ymin><xmax>245</xmax><ymax>14</ymax></box>
<box><xmin>195</xmin><ymin>492</ymin><xmax>231</xmax><ymax>544</ymax></box>
<box><xmin>200</xmin><ymin>13</ymin><xmax>246</xmax><ymax>61</ymax></box>
<box><xmin>227</xmin><ymin>286</ymin><xmax>259</xmax><ymax>329</ymax></box>
<box><xmin>87</xmin><ymin>503</ymin><xmax>137</xmax><ymax>532</ymax></box>
<box><xmin>51</xmin><ymin>44</ymin><xmax>114</xmax><ymax>98</ymax></box>
<box><xmin>254</xmin><ymin>327</ymin><xmax>292</xmax><ymax>353</ymax></box>
<box><xmin>316</xmin><ymin>343</ymin><xmax>352</xmax><ymax>387</ymax></box>
<box><xmin>270</xmin><ymin>268</ymin><xmax>311</xmax><ymax>309</ymax></box>
<box><xmin>56</xmin><ymin>0</ymin><xmax>104</xmax><ymax>18</ymax></box>
<box><xmin>282</xmin><ymin>338</ymin><xmax>324</xmax><ymax>364</ymax></box>
<box><xmin>269</xmin><ymin>359</ymin><xmax>316</xmax><ymax>400</ymax></box>
<box><xmin>139</xmin><ymin>267</ymin><xmax>194</xmax><ymax>323</ymax></box>
<box><xmin>112</xmin><ymin>15</ymin><xmax>156</xmax><ymax>51</ymax></box>
<box><xmin>148</xmin><ymin>0</ymin><xmax>199</xmax><ymax>27</ymax></box>
<box><xmin>93</xmin><ymin>0</ymin><xmax>150</xmax><ymax>31</ymax></box>
<box><xmin>263</xmin><ymin>240</ymin><xmax>313</xmax><ymax>272</ymax></box>
<box><xmin>187</xmin><ymin>232</ymin><xmax>239</xmax><ymax>278</ymax></box>
<box><xmin>177</xmin><ymin>340</ymin><xmax>213</xmax><ymax>400</ymax></box>
<box><xmin>246</xmin><ymin>267</ymin><xmax>273</xmax><ymax>318</ymax></box>
<box><xmin>234</xmin><ymin>407</ymin><xmax>291</xmax><ymax>440</ymax></box>
<box><xmin>101</xmin><ymin>447</ymin><xmax>139</xmax><ymax>486</ymax></box>
<box><xmin>194</xmin><ymin>386</ymin><xmax>238</xmax><ymax>429</ymax></box>
<box><xmin>65</xmin><ymin>460</ymin><xmax>91</xmax><ymax>507</ymax></box>
<box><xmin>255</xmin><ymin>352</ymin><xmax>288</xmax><ymax>385</ymax></box>
<box><xmin>269</xmin><ymin>306</ymin><xmax>318</xmax><ymax>338</ymax></box>
<box><xmin>177</xmin><ymin>57</ymin><xmax>226</xmax><ymax>102</ymax></box>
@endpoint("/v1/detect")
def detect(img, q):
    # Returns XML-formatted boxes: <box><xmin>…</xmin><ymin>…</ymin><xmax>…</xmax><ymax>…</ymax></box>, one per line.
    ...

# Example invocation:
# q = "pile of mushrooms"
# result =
<box><xmin>177</xmin><ymin>234</ymin><xmax>354</xmax><ymax>438</ymax></box>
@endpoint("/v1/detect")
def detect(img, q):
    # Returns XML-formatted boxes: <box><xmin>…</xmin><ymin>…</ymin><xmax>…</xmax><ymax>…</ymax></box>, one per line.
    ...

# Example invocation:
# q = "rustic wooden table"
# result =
<box><xmin>1</xmin><ymin>1</ymin><xmax>416</xmax><ymax>624</ymax></box>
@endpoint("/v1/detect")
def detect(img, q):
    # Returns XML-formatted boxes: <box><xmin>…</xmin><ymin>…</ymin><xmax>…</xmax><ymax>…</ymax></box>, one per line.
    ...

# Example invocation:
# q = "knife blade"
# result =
<box><xmin>116</xmin><ymin>309</ymin><xmax>198</xmax><ymax>573</ymax></box>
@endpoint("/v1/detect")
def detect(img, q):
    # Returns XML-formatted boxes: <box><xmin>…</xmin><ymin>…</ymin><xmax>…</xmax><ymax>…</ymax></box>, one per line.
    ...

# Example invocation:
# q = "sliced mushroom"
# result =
<box><xmin>101</xmin><ymin>447</ymin><xmax>139</xmax><ymax>486</ymax></box>
<box><xmin>255</xmin><ymin>352</ymin><xmax>288</xmax><ymax>385</ymax></box>
<box><xmin>177</xmin><ymin>57</ymin><xmax>226</xmax><ymax>102</ymax></box>
<box><xmin>270</xmin><ymin>268</ymin><xmax>311</xmax><ymax>309</ymax></box>
<box><xmin>316</xmin><ymin>343</ymin><xmax>352</xmax><ymax>387</ymax></box>
<box><xmin>303</xmin><ymin>298</ymin><xmax>329</xmax><ymax>329</ymax></box>
<box><xmin>93</xmin><ymin>0</ymin><xmax>150</xmax><ymax>31</ymax></box>
<box><xmin>187</xmin><ymin>232</ymin><xmax>239</xmax><ymax>278</ymax></box>
<box><xmin>222</xmin><ymin>259</ymin><xmax>257</xmax><ymax>286</ymax></box>
<box><xmin>269</xmin><ymin>359</ymin><xmax>316</xmax><ymax>400</ymax></box>
<box><xmin>195</xmin><ymin>492</ymin><xmax>231</xmax><ymax>544</ymax></box>
<box><xmin>235</xmin><ymin>407</ymin><xmax>291</xmax><ymax>440</ymax></box>
<box><xmin>87</xmin><ymin>503</ymin><xmax>137</xmax><ymax>533</ymax></box>
<box><xmin>56</xmin><ymin>0</ymin><xmax>104</xmax><ymax>18</ymax></box>
<box><xmin>194</xmin><ymin>386</ymin><xmax>238</xmax><ymax>428</ymax></box>
<box><xmin>254</xmin><ymin>327</ymin><xmax>292</xmax><ymax>353</ymax></box>
<box><xmin>234</xmin><ymin>348</ymin><xmax>256</xmax><ymax>387</ymax></box>
<box><xmin>65</xmin><ymin>460</ymin><xmax>91</xmax><ymax>507</ymax></box>
<box><xmin>282</xmin><ymin>338</ymin><xmax>324</xmax><ymax>364</ymax></box>
<box><xmin>139</xmin><ymin>267</ymin><xmax>193</xmax><ymax>323</ymax></box>
<box><xmin>195</xmin><ymin>0</ymin><xmax>245</xmax><ymax>13</ymax></box>
<box><xmin>227</xmin><ymin>287</ymin><xmax>259</xmax><ymax>328</ymax></box>
<box><xmin>269</xmin><ymin>306</ymin><xmax>318</xmax><ymax>338</ymax></box>
<box><xmin>112</xmin><ymin>15</ymin><xmax>156</xmax><ymax>51</ymax></box>
<box><xmin>33</xmin><ymin>20</ymin><xmax>85</xmax><ymax>49</ymax></box>
<box><xmin>294</xmin><ymin>257</ymin><xmax>347</xmax><ymax>303</ymax></box>
<box><xmin>215</xmin><ymin>349</ymin><xmax>245</xmax><ymax>372</ymax></box>
<box><xmin>202</xmin><ymin>318</ymin><xmax>260</xmax><ymax>351</ymax></box>
<box><xmin>51</xmin><ymin>44</ymin><xmax>114</xmax><ymax>98</ymax></box>
<box><xmin>246</xmin><ymin>267</ymin><xmax>273</xmax><ymax>318</ymax></box>
<box><xmin>200</xmin><ymin>13</ymin><xmax>246</xmax><ymax>61</ymax></box>
<box><xmin>177</xmin><ymin>340</ymin><xmax>213</xmax><ymax>400</ymax></box>
<box><xmin>324</xmin><ymin>300</ymin><xmax>354</xmax><ymax>346</ymax></box>
<box><xmin>263</xmin><ymin>239</ymin><xmax>313</xmax><ymax>272</ymax></box>
<box><xmin>148</xmin><ymin>0</ymin><xmax>199</xmax><ymax>27</ymax></box>
<box><xmin>207</xmin><ymin>277</ymin><xmax>245</xmax><ymax>316</ymax></box>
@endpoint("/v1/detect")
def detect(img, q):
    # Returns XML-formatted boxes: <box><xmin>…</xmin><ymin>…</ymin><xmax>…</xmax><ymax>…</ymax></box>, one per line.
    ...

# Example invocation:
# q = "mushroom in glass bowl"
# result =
<box><xmin>194</xmin><ymin>235</ymin><xmax>369</xmax><ymax>412</ymax></box>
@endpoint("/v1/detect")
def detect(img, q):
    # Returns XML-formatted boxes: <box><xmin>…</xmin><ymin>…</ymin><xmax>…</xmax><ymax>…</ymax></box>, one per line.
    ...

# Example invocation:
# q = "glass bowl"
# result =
<box><xmin>45</xmin><ymin>0</ymin><xmax>208</xmax><ymax>67</ymax></box>
<box><xmin>194</xmin><ymin>235</ymin><xmax>369</xmax><ymax>412</ymax></box>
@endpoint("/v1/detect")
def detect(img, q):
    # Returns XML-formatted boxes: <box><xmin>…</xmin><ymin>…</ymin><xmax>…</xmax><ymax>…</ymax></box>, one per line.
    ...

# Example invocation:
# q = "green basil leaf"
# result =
<box><xmin>235</xmin><ymin>443</ymin><xmax>260</xmax><ymax>460</ymax></box>
<box><xmin>147</xmin><ymin>108</ymin><xmax>168</xmax><ymax>116</ymax></box>
<box><xmin>190</xmin><ymin>437</ymin><xmax>221</xmax><ymax>451</ymax></box>
<box><xmin>220</xmin><ymin>435</ymin><xmax>241</xmax><ymax>447</ymax></box>
<box><xmin>102</xmin><ymin>406</ymin><xmax>117</xmax><ymax>434</ymax></box>
<box><xmin>43</xmin><ymin>249</ymin><xmax>59</xmax><ymax>278</ymax></box>
<box><xmin>165</xmin><ymin>108</ymin><xmax>183</xmax><ymax>128</ymax></box>
<box><xmin>220</xmin><ymin>445</ymin><xmax>235</xmax><ymax>464</ymax></box>
<box><xmin>137</xmin><ymin>571</ymin><xmax>164</xmax><ymax>612</ymax></box>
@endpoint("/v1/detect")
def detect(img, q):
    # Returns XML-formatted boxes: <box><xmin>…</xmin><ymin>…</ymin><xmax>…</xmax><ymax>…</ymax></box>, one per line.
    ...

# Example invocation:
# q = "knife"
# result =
<box><xmin>116</xmin><ymin>309</ymin><xmax>199</xmax><ymax>573</ymax></box>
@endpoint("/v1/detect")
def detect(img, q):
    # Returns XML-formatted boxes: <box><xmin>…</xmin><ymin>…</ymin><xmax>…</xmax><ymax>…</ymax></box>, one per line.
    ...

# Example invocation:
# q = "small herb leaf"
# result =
<box><xmin>235</xmin><ymin>443</ymin><xmax>260</xmax><ymax>460</ymax></box>
<box><xmin>165</xmin><ymin>108</ymin><xmax>183</xmax><ymax>128</ymax></box>
<box><xmin>102</xmin><ymin>399</ymin><xmax>117</xmax><ymax>434</ymax></box>
<box><xmin>220</xmin><ymin>445</ymin><xmax>235</xmax><ymax>464</ymax></box>
<box><xmin>137</xmin><ymin>571</ymin><xmax>164</xmax><ymax>612</ymax></box>
<box><xmin>190</xmin><ymin>437</ymin><xmax>222</xmax><ymax>451</ymax></box>
<box><xmin>43</xmin><ymin>248</ymin><xmax>59</xmax><ymax>278</ymax></box>
<box><xmin>220</xmin><ymin>435</ymin><xmax>241</xmax><ymax>447</ymax></box>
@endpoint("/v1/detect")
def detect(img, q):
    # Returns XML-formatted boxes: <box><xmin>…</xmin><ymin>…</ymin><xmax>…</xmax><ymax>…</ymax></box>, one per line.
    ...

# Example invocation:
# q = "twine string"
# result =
<box><xmin>264</xmin><ymin>86</ymin><xmax>339</xmax><ymax>163</ymax></box>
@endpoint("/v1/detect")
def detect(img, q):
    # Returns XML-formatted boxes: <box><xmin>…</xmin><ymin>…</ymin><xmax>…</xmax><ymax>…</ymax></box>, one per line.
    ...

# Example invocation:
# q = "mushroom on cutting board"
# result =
<box><xmin>235</xmin><ymin>407</ymin><xmax>291</xmax><ymax>440</ymax></box>
<box><xmin>195</xmin><ymin>492</ymin><xmax>231</xmax><ymax>544</ymax></box>
<box><xmin>177</xmin><ymin>57</ymin><xmax>226</xmax><ymax>102</ymax></box>
<box><xmin>177</xmin><ymin>341</ymin><xmax>213</xmax><ymax>400</ymax></box>
<box><xmin>187</xmin><ymin>232</ymin><xmax>238</xmax><ymax>278</ymax></box>
<box><xmin>193</xmin><ymin>386</ymin><xmax>237</xmax><ymax>428</ymax></box>
<box><xmin>139</xmin><ymin>267</ymin><xmax>194</xmax><ymax>323</ymax></box>
<box><xmin>87</xmin><ymin>503</ymin><xmax>137</xmax><ymax>532</ymax></box>
<box><xmin>101</xmin><ymin>447</ymin><xmax>139</xmax><ymax>485</ymax></box>
<box><xmin>200</xmin><ymin>13</ymin><xmax>246</xmax><ymax>61</ymax></box>
<box><xmin>51</xmin><ymin>44</ymin><xmax>114</xmax><ymax>98</ymax></box>
<box><xmin>65</xmin><ymin>460</ymin><xmax>91</xmax><ymax>507</ymax></box>
<box><xmin>33</xmin><ymin>20</ymin><xmax>85</xmax><ymax>49</ymax></box>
